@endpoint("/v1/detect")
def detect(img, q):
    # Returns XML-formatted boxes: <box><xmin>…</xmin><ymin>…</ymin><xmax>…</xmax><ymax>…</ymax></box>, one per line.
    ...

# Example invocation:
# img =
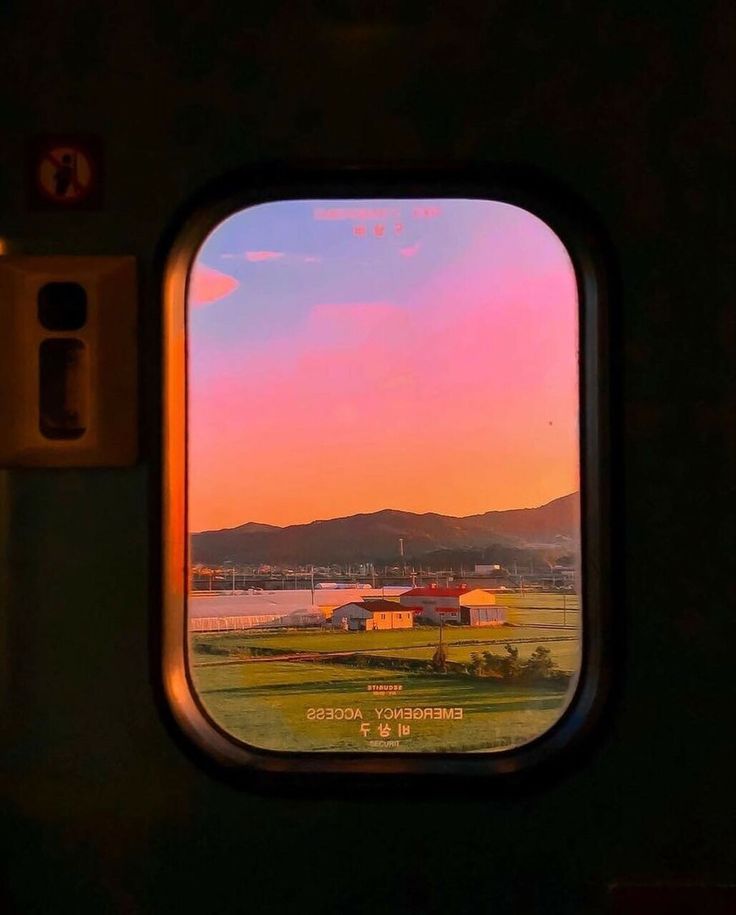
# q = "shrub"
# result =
<box><xmin>519</xmin><ymin>645</ymin><xmax>555</xmax><ymax>682</ymax></box>
<box><xmin>468</xmin><ymin>643</ymin><xmax>568</xmax><ymax>684</ymax></box>
<box><xmin>431</xmin><ymin>642</ymin><xmax>448</xmax><ymax>672</ymax></box>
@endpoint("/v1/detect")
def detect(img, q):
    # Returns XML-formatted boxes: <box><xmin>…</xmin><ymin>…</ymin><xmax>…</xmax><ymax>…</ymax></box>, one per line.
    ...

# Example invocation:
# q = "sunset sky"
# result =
<box><xmin>189</xmin><ymin>199</ymin><xmax>579</xmax><ymax>531</ymax></box>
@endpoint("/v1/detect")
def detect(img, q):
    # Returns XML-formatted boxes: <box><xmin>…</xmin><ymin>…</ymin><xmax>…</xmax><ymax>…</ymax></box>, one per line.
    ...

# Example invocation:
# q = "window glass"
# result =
<box><xmin>187</xmin><ymin>198</ymin><xmax>581</xmax><ymax>754</ymax></box>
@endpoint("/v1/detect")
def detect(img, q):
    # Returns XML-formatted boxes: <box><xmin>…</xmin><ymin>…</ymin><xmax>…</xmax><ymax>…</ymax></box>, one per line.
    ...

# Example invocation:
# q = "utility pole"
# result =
<box><xmin>563</xmin><ymin>591</ymin><xmax>567</xmax><ymax>626</ymax></box>
<box><xmin>310</xmin><ymin>565</ymin><xmax>315</xmax><ymax>606</ymax></box>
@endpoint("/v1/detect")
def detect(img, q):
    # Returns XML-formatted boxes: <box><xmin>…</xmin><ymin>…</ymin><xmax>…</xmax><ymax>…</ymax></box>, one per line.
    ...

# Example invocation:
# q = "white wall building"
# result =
<box><xmin>399</xmin><ymin>586</ymin><xmax>505</xmax><ymax>625</ymax></box>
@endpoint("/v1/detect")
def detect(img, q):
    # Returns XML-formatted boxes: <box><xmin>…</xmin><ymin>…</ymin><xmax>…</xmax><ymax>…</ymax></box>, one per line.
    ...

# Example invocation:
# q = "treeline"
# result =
<box><xmin>369</xmin><ymin>545</ymin><xmax>576</xmax><ymax>571</ymax></box>
<box><xmin>463</xmin><ymin>644</ymin><xmax>569</xmax><ymax>683</ymax></box>
<box><xmin>192</xmin><ymin>637</ymin><xmax>571</xmax><ymax>686</ymax></box>
<box><xmin>428</xmin><ymin>642</ymin><xmax>569</xmax><ymax>684</ymax></box>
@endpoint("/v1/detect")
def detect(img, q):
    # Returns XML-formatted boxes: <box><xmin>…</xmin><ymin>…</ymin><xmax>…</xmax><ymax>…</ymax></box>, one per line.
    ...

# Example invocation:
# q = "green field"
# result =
<box><xmin>502</xmin><ymin>593</ymin><xmax>580</xmax><ymax>610</ymax></box>
<box><xmin>368</xmin><ymin>639</ymin><xmax>580</xmax><ymax>671</ymax></box>
<box><xmin>191</xmin><ymin>622</ymin><xmax>579</xmax><ymax>657</ymax></box>
<box><xmin>191</xmin><ymin>660</ymin><xmax>573</xmax><ymax>752</ymax></box>
<box><xmin>498</xmin><ymin>592</ymin><xmax>580</xmax><ymax>627</ymax></box>
<box><xmin>190</xmin><ymin>621</ymin><xmax>580</xmax><ymax>753</ymax></box>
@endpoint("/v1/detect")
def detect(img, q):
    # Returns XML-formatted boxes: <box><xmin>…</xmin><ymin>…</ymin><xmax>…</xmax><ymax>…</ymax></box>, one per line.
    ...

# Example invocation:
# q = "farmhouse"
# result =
<box><xmin>399</xmin><ymin>585</ymin><xmax>506</xmax><ymax>625</ymax></box>
<box><xmin>331</xmin><ymin>599</ymin><xmax>414</xmax><ymax>631</ymax></box>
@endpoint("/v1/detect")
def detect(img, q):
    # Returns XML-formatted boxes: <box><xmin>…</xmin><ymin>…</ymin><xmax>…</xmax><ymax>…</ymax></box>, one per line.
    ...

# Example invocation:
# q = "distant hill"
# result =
<box><xmin>191</xmin><ymin>493</ymin><xmax>579</xmax><ymax>566</ymax></box>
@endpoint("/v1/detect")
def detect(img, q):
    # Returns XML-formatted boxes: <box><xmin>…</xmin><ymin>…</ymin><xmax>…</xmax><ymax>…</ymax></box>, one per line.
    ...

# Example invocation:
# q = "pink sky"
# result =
<box><xmin>188</xmin><ymin>199</ymin><xmax>579</xmax><ymax>530</ymax></box>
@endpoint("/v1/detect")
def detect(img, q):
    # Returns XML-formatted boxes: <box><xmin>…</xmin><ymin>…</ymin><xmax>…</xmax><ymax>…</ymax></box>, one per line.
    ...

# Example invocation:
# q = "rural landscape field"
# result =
<box><xmin>188</xmin><ymin>199</ymin><xmax>582</xmax><ymax>753</ymax></box>
<box><xmin>190</xmin><ymin>595</ymin><xmax>581</xmax><ymax>753</ymax></box>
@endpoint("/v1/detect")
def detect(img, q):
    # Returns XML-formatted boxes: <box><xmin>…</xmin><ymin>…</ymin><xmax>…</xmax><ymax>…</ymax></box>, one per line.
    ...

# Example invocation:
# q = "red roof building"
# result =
<box><xmin>400</xmin><ymin>586</ymin><xmax>470</xmax><ymax>598</ymax></box>
<box><xmin>399</xmin><ymin>585</ymin><xmax>505</xmax><ymax>625</ymax></box>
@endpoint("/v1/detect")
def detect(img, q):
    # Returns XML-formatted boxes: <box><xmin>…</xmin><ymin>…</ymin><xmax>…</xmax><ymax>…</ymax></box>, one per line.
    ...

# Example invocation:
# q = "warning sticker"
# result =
<box><xmin>28</xmin><ymin>136</ymin><xmax>103</xmax><ymax>210</ymax></box>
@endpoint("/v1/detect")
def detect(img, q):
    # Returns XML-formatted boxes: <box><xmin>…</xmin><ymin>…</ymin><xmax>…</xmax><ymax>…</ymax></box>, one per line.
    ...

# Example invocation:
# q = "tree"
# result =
<box><xmin>431</xmin><ymin>642</ymin><xmax>448</xmax><ymax>673</ymax></box>
<box><xmin>522</xmin><ymin>645</ymin><xmax>555</xmax><ymax>681</ymax></box>
<box><xmin>500</xmin><ymin>644</ymin><xmax>521</xmax><ymax>680</ymax></box>
<box><xmin>468</xmin><ymin>652</ymin><xmax>484</xmax><ymax>676</ymax></box>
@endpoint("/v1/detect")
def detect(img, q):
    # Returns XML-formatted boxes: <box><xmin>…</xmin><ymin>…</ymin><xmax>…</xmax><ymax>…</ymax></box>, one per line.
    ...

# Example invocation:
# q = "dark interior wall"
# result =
<box><xmin>0</xmin><ymin>3</ymin><xmax>733</xmax><ymax>913</ymax></box>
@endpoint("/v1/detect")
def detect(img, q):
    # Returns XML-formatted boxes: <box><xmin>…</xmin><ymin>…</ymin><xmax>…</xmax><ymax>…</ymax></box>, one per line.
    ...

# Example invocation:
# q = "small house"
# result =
<box><xmin>330</xmin><ymin>599</ymin><xmax>413</xmax><ymax>631</ymax></box>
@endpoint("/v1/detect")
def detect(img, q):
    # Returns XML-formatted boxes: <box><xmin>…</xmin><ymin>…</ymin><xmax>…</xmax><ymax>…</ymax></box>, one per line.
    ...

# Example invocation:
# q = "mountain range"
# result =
<box><xmin>191</xmin><ymin>493</ymin><xmax>579</xmax><ymax>566</ymax></box>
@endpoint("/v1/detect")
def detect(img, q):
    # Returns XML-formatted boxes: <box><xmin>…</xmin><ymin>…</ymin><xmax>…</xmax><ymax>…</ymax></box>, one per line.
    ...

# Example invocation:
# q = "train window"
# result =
<box><xmin>163</xmin><ymin>178</ymin><xmax>609</xmax><ymax>775</ymax></box>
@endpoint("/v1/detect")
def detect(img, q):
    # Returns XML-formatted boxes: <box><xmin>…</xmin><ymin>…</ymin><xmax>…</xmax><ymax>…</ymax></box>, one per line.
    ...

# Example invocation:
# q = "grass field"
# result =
<box><xmin>498</xmin><ymin>592</ymin><xmax>580</xmax><ymax>628</ymax></box>
<box><xmin>190</xmin><ymin>618</ymin><xmax>580</xmax><ymax>753</ymax></box>
<box><xmin>191</xmin><ymin>660</ymin><xmax>573</xmax><ymax>753</ymax></box>
<box><xmin>502</xmin><ymin>593</ymin><xmax>580</xmax><ymax>610</ymax></box>
<box><xmin>191</xmin><ymin>622</ymin><xmax>579</xmax><ymax>657</ymax></box>
<box><xmin>368</xmin><ymin>639</ymin><xmax>580</xmax><ymax>671</ymax></box>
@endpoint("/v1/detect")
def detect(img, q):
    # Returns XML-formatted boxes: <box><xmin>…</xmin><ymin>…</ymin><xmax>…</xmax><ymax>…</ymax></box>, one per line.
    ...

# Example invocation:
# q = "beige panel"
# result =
<box><xmin>0</xmin><ymin>256</ymin><xmax>137</xmax><ymax>466</ymax></box>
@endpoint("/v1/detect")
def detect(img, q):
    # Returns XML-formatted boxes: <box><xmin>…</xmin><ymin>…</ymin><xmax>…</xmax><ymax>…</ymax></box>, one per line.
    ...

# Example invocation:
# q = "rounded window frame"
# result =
<box><xmin>160</xmin><ymin>167</ymin><xmax>613</xmax><ymax>778</ymax></box>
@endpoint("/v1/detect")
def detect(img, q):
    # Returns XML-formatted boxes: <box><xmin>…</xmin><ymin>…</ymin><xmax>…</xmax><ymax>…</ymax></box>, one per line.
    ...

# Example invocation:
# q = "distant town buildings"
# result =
<box><xmin>316</xmin><ymin>582</ymin><xmax>370</xmax><ymax>590</ymax></box>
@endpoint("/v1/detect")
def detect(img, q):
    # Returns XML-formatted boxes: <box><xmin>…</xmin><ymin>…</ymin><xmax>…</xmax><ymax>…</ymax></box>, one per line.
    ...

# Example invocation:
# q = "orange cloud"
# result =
<box><xmin>245</xmin><ymin>251</ymin><xmax>284</xmax><ymax>262</ymax></box>
<box><xmin>189</xmin><ymin>264</ymin><xmax>239</xmax><ymax>307</ymax></box>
